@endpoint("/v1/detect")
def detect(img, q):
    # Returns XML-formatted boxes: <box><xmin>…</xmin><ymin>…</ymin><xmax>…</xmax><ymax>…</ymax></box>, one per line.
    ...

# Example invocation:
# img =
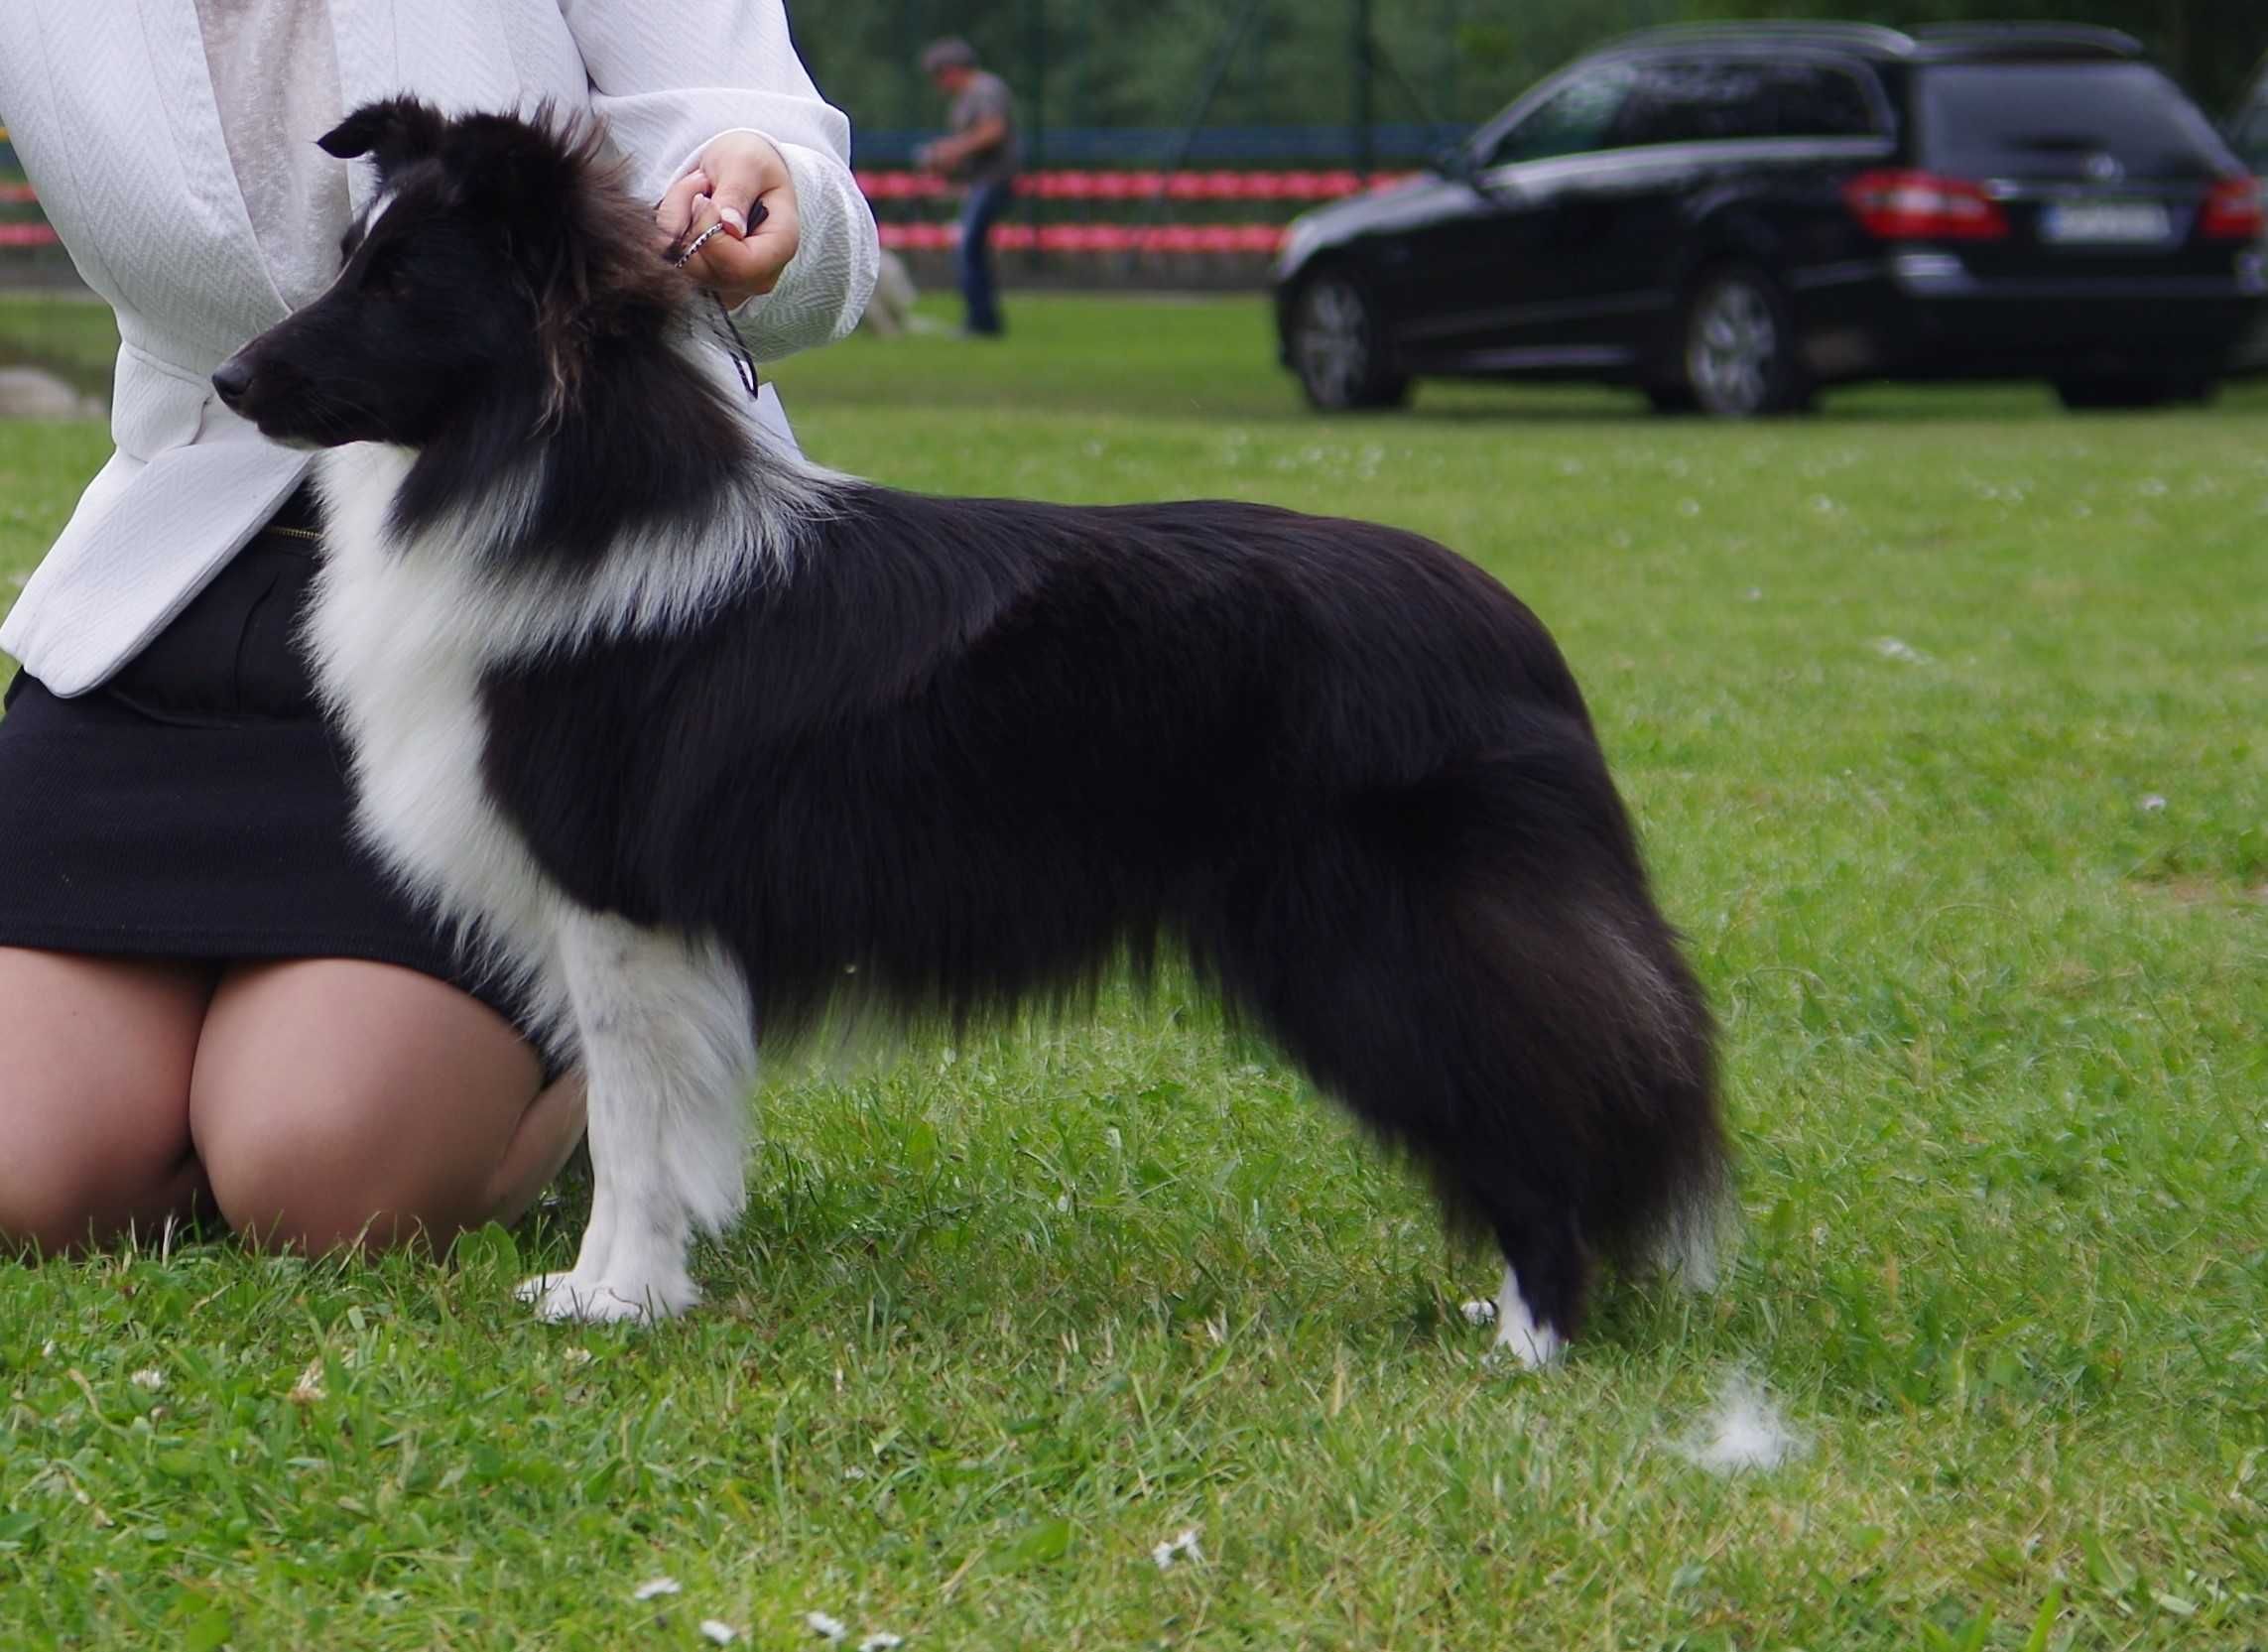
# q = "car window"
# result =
<box><xmin>1608</xmin><ymin>59</ymin><xmax>1776</xmax><ymax>147</ymax></box>
<box><xmin>1918</xmin><ymin>63</ymin><xmax>2236</xmax><ymax>182</ymax></box>
<box><xmin>1483</xmin><ymin>64</ymin><xmax>1639</xmax><ymax>167</ymax></box>
<box><xmin>2233</xmin><ymin>95</ymin><xmax>2268</xmax><ymax>175</ymax></box>
<box><xmin>1769</xmin><ymin>64</ymin><xmax>1881</xmax><ymax>140</ymax></box>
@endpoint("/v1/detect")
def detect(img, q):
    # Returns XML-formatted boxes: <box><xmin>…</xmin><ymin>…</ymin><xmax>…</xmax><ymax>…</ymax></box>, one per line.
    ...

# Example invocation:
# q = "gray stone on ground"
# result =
<box><xmin>0</xmin><ymin>366</ymin><xmax>104</xmax><ymax>421</ymax></box>
<box><xmin>857</xmin><ymin>249</ymin><xmax>921</xmax><ymax>336</ymax></box>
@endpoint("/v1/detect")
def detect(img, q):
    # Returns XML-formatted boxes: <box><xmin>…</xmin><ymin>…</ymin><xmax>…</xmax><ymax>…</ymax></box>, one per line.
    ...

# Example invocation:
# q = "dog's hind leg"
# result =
<box><xmin>1204</xmin><ymin>753</ymin><xmax>1722</xmax><ymax>1365</ymax></box>
<box><xmin>1459</xmin><ymin>891</ymin><xmax>1721</xmax><ymax>1365</ymax></box>
<box><xmin>517</xmin><ymin>910</ymin><xmax>757</xmax><ymax>1324</ymax></box>
<box><xmin>1203</xmin><ymin>870</ymin><xmax>1609</xmax><ymax>1361</ymax></box>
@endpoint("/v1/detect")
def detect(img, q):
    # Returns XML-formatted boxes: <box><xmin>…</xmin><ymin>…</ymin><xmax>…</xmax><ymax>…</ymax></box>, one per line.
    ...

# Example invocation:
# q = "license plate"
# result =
<box><xmin>2040</xmin><ymin>200</ymin><xmax>2172</xmax><ymax>245</ymax></box>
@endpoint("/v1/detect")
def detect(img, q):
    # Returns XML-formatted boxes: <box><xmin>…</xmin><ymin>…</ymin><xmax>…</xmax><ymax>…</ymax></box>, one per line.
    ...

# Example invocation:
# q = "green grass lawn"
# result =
<box><xmin>3</xmin><ymin>296</ymin><xmax>2265</xmax><ymax>1649</ymax></box>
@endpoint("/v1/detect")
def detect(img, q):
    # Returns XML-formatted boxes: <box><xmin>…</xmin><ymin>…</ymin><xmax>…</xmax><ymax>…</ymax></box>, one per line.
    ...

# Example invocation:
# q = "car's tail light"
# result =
<box><xmin>1843</xmin><ymin>170</ymin><xmax>2009</xmax><ymax>240</ymax></box>
<box><xmin>2201</xmin><ymin>176</ymin><xmax>2265</xmax><ymax>240</ymax></box>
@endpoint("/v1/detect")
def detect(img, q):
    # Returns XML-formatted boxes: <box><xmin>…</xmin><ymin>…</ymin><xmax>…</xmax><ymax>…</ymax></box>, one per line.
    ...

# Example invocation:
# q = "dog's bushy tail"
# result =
<box><xmin>1197</xmin><ymin>706</ymin><xmax>1726</xmax><ymax>1334</ymax></box>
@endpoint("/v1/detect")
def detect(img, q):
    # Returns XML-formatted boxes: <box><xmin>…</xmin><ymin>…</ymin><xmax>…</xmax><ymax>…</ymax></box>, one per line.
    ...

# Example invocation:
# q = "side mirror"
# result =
<box><xmin>1439</xmin><ymin>144</ymin><xmax>1506</xmax><ymax>196</ymax></box>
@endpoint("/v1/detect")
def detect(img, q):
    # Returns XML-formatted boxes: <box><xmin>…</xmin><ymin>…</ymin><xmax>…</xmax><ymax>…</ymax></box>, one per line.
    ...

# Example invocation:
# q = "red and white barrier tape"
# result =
<box><xmin>883</xmin><ymin>220</ymin><xmax>1288</xmax><ymax>254</ymax></box>
<box><xmin>856</xmin><ymin>168</ymin><xmax>1413</xmax><ymax>202</ymax></box>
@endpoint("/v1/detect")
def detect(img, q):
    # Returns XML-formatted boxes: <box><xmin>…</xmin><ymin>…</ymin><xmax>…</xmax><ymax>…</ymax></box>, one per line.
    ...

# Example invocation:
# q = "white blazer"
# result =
<box><xmin>0</xmin><ymin>0</ymin><xmax>878</xmax><ymax>697</ymax></box>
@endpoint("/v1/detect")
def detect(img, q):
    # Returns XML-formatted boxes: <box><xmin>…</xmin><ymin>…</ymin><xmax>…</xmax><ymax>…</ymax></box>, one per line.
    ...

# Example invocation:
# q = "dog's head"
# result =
<box><xmin>213</xmin><ymin>98</ymin><xmax>684</xmax><ymax>448</ymax></box>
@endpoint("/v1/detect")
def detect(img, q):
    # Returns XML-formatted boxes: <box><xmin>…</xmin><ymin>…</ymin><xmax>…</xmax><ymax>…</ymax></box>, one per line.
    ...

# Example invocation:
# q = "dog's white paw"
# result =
<box><xmin>516</xmin><ymin>1270</ymin><xmax>699</xmax><ymax>1324</ymax></box>
<box><xmin>1487</xmin><ymin>1266</ymin><xmax>1566</xmax><ymax>1370</ymax></box>
<box><xmin>1491</xmin><ymin>1315</ymin><xmax>1566</xmax><ymax>1370</ymax></box>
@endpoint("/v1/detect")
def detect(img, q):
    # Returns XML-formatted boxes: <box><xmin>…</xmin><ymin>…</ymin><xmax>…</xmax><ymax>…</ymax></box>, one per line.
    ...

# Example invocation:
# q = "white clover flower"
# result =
<box><xmin>130</xmin><ymin>1368</ymin><xmax>165</xmax><ymax>1392</ymax></box>
<box><xmin>633</xmin><ymin>1578</ymin><xmax>683</xmax><ymax>1602</ymax></box>
<box><xmin>699</xmin><ymin>1620</ymin><xmax>739</xmax><ymax>1645</ymax></box>
<box><xmin>806</xmin><ymin>1611</ymin><xmax>847</xmax><ymax>1643</ymax></box>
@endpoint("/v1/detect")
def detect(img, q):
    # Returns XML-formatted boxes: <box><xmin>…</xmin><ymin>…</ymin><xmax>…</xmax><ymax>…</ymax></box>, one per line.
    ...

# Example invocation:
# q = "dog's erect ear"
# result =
<box><xmin>316</xmin><ymin>96</ymin><xmax>448</xmax><ymax>179</ymax></box>
<box><xmin>439</xmin><ymin>108</ymin><xmax>679</xmax><ymax>424</ymax></box>
<box><xmin>446</xmin><ymin>109</ymin><xmax>667</xmax><ymax>302</ymax></box>
<box><xmin>444</xmin><ymin>109</ymin><xmax>590</xmax><ymax>237</ymax></box>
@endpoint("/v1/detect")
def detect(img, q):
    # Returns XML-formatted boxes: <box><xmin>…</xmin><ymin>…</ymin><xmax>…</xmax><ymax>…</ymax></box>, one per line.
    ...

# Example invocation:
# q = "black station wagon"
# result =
<box><xmin>1275</xmin><ymin>23</ymin><xmax>2267</xmax><ymax>415</ymax></box>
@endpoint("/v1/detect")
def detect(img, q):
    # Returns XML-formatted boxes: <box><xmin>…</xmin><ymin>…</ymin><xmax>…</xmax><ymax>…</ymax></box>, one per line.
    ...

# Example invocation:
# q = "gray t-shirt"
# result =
<box><xmin>948</xmin><ymin>70</ymin><xmax>1019</xmax><ymax>187</ymax></box>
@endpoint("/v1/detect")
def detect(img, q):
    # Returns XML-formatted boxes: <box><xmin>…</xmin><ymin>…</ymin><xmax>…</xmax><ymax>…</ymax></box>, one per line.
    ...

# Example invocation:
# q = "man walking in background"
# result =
<box><xmin>918</xmin><ymin>37</ymin><xmax>1018</xmax><ymax>337</ymax></box>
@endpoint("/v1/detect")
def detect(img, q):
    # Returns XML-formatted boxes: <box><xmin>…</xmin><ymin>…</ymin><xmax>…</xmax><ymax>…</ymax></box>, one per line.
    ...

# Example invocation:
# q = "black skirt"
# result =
<box><xmin>0</xmin><ymin>492</ymin><xmax>540</xmax><ymax>1046</ymax></box>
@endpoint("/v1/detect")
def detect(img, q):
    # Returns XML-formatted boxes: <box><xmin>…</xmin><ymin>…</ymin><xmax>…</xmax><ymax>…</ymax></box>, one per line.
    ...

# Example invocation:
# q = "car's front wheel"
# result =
<box><xmin>1679</xmin><ymin>266</ymin><xmax>1811</xmax><ymax>418</ymax></box>
<box><xmin>1289</xmin><ymin>272</ymin><xmax>1411</xmax><ymax>412</ymax></box>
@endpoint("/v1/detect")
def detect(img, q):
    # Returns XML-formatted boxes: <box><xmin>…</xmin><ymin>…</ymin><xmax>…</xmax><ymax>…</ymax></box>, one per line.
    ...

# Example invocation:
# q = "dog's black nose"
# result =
<box><xmin>211</xmin><ymin>357</ymin><xmax>253</xmax><ymax>408</ymax></box>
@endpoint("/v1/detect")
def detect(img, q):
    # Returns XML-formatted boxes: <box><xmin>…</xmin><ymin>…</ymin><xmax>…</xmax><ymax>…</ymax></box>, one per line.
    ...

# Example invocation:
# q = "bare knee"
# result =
<box><xmin>0</xmin><ymin>1080</ymin><xmax>201</xmax><ymax>1256</ymax></box>
<box><xmin>189</xmin><ymin>960</ymin><xmax>564</xmax><ymax>1251</ymax></box>
<box><xmin>0</xmin><ymin>950</ymin><xmax>212</xmax><ymax>1255</ymax></box>
<box><xmin>193</xmin><ymin>1085</ymin><xmax>491</xmax><ymax>1251</ymax></box>
<box><xmin>0</xmin><ymin>1166</ymin><xmax>109</xmax><ymax>1256</ymax></box>
<box><xmin>0</xmin><ymin>1142</ymin><xmax>131</xmax><ymax>1256</ymax></box>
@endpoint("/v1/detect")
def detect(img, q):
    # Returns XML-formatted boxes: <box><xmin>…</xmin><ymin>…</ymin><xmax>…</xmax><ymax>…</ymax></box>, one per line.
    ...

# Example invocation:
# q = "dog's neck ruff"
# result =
<box><xmin>296</xmin><ymin>331</ymin><xmax>837</xmax><ymax>1053</ymax></box>
<box><xmin>314</xmin><ymin>345</ymin><xmax>836</xmax><ymax>662</ymax></box>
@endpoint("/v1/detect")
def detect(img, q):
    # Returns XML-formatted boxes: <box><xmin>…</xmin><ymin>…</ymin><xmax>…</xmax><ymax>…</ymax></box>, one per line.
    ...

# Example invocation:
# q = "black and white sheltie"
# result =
<box><xmin>215</xmin><ymin>100</ymin><xmax>1725</xmax><ymax>1364</ymax></box>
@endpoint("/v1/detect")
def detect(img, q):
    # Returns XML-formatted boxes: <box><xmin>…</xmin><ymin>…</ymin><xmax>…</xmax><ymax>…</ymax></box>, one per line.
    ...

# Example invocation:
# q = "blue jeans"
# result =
<box><xmin>957</xmin><ymin>180</ymin><xmax>1011</xmax><ymax>335</ymax></box>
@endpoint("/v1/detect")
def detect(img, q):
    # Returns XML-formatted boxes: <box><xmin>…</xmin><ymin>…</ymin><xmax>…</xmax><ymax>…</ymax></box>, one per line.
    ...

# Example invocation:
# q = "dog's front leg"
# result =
<box><xmin>517</xmin><ymin>910</ymin><xmax>758</xmax><ymax>1323</ymax></box>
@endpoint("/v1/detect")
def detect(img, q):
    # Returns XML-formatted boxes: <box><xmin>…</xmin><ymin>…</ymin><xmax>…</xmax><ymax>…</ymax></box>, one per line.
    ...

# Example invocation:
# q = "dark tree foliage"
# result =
<box><xmin>784</xmin><ymin>0</ymin><xmax>1679</xmax><ymax>148</ymax></box>
<box><xmin>1680</xmin><ymin>0</ymin><xmax>2265</xmax><ymax>110</ymax></box>
<box><xmin>780</xmin><ymin>0</ymin><xmax>2261</xmax><ymax>155</ymax></box>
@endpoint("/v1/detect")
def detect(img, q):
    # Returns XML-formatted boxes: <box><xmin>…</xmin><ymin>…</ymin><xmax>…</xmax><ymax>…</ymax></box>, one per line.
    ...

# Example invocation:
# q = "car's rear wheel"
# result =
<box><xmin>1679</xmin><ymin>266</ymin><xmax>1811</xmax><ymax>418</ymax></box>
<box><xmin>1289</xmin><ymin>272</ymin><xmax>1410</xmax><ymax>412</ymax></box>
<box><xmin>2054</xmin><ymin>375</ymin><xmax>2215</xmax><ymax>412</ymax></box>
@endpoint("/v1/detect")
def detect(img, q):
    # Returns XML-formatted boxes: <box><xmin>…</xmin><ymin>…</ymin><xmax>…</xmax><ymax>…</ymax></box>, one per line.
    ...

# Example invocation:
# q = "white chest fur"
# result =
<box><xmin>309</xmin><ymin>443</ymin><xmax>770</xmax><ymax>1327</ymax></box>
<box><xmin>307</xmin><ymin>445</ymin><xmax>572</xmax><ymax>1041</ymax></box>
<box><xmin>304</xmin><ymin>433</ymin><xmax>818</xmax><ymax>1054</ymax></box>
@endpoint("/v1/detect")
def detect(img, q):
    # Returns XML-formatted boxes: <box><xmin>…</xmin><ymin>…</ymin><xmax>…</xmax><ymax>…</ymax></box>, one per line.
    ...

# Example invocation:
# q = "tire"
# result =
<box><xmin>1679</xmin><ymin>265</ymin><xmax>1812</xmax><ymax>419</ymax></box>
<box><xmin>2054</xmin><ymin>375</ymin><xmax>2213</xmax><ymax>412</ymax></box>
<box><xmin>1288</xmin><ymin>271</ymin><xmax>1411</xmax><ymax>412</ymax></box>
